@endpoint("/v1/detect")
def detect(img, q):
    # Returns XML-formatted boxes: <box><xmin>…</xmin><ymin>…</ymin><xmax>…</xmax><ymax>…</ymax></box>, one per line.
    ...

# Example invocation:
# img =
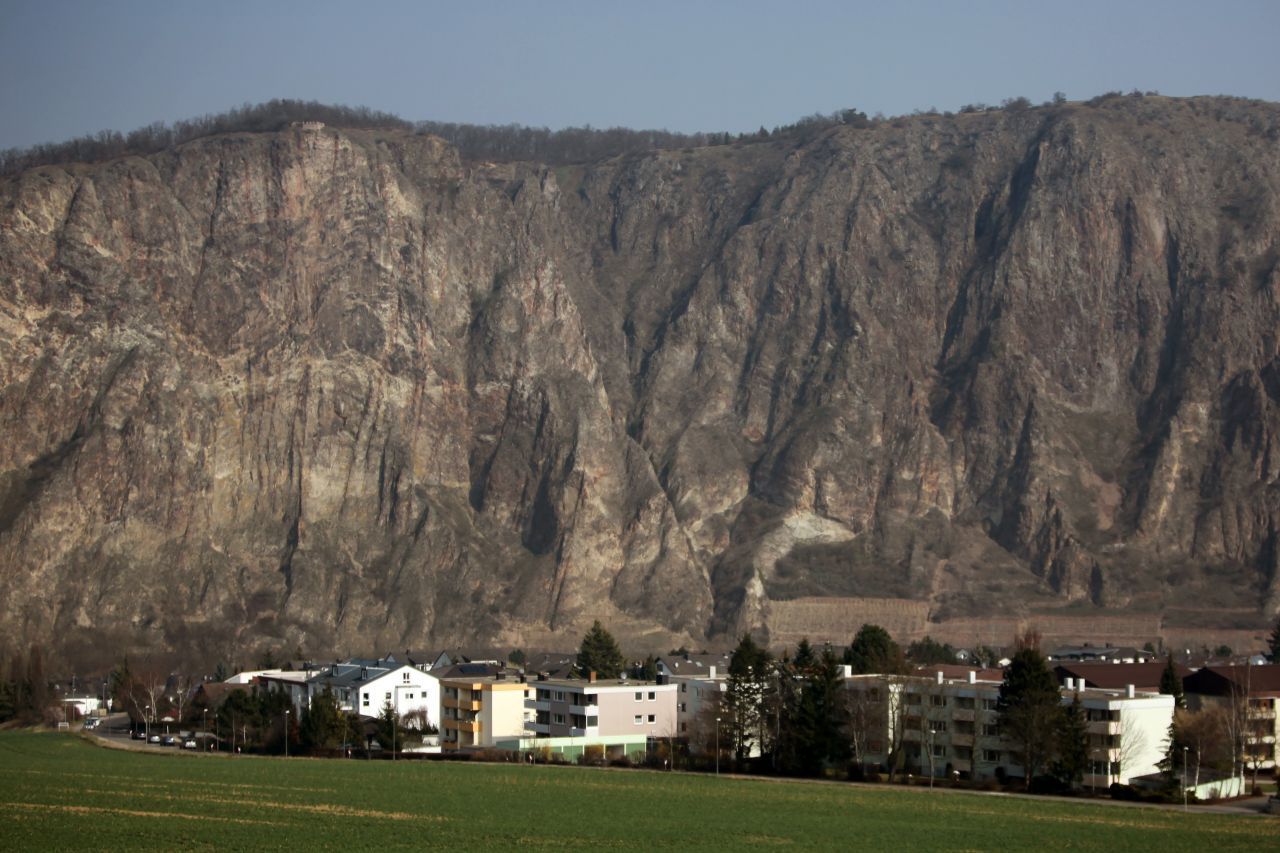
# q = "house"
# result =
<box><xmin>1183</xmin><ymin>664</ymin><xmax>1280</xmax><ymax>773</ymax></box>
<box><xmin>439</xmin><ymin>673</ymin><xmax>531</xmax><ymax>750</ymax></box>
<box><xmin>307</xmin><ymin>662</ymin><xmax>441</xmax><ymax>730</ymax></box>
<box><xmin>844</xmin><ymin>669</ymin><xmax>1174</xmax><ymax>787</ymax></box>
<box><xmin>1053</xmin><ymin>661</ymin><xmax>1190</xmax><ymax>693</ymax></box>
<box><xmin>521</xmin><ymin>652</ymin><xmax>578</xmax><ymax>679</ymax></box>
<box><xmin>656</xmin><ymin>653</ymin><xmax>731</xmax><ymax>740</ymax></box>
<box><xmin>1047</xmin><ymin>645</ymin><xmax>1156</xmax><ymax>664</ymax></box>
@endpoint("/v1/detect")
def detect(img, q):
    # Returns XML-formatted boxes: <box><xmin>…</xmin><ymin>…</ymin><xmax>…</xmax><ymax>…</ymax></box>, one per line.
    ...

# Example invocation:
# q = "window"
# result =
<box><xmin>635</xmin><ymin>692</ymin><xmax>643</xmax><ymax>701</ymax></box>
<box><xmin>981</xmin><ymin>698</ymin><xmax>998</xmax><ymax>711</ymax></box>
<box><xmin>648</xmin><ymin>691</ymin><xmax>656</xmax><ymax>701</ymax></box>
<box><xmin>553</xmin><ymin>714</ymin><xmax>564</xmax><ymax>724</ymax></box>
<box><xmin>403</xmin><ymin>672</ymin><xmax>410</xmax><ymax>683</ymax></box>
<box><xmin>634</xmin><ymin>715</ymin><xmax>643</xmax><ymax>724</ymax></box>
<box><xmin>647</xmin><ymin>714</ymin><xmax>655</xmax><ymax>723</ymax></box>
<box><xmin>930</xmin><ymin>695</ymin><xmax>947</xmax><ymax>707</ymax></box>
<box><xmin>983</xmin><ymin>749</ymin><xmax>1000</xmax><ymax>763</ymax></box>
<box><xmin>406</xmin><ymin>693</ymin><xmax>414</xmax><ymax>700</ymax></box>
<box><xmin>385</xmin><ymin>692</ymin><xmax>391</xmax><ymax>701</ymax></box>
<box><xmin>932</xmin><ymin>744</ymin><xmax>947</xmax><ymax>758</ymax></box>
<box><xmin>362</xmin><ymin>692</ymin><xmax>369</xmax><ymax>707</ymax></box>
<box><xmin>680</xmin><ymin>722</ymin><xmax>687</xmax><ymax>732</ymax></box>
<box><xmin>982</xmin><ymin>724</ymin><xmax>999</xmax><ymax>737</ymax></box>
<box><xmin>932</xmin><ymin>720</ymin><xmax>947</xmax><ymax>733</ymax></box>
<box><xmin>679</xmin><ymin>703</ymin><xmax>687</xmax><ymax>713</ymax></box>
<box><xmin>680</xmin><ymin>683</ymin><xmax>687</xmax><ymax>693</ymax></box>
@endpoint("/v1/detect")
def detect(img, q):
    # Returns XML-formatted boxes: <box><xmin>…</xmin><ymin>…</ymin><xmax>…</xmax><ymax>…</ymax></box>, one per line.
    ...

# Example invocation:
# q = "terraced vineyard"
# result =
<box><xmin>0</xmin><ymin>733</ymin><xmax>1276</xmax><ymax>850</ymax></box>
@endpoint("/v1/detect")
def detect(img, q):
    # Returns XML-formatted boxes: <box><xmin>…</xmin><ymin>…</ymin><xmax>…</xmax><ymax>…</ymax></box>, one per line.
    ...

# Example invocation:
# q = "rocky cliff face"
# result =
<box><xmin>3</xmin><ymin>96</ymin><xmax>1279</xmax><ymax>665</ymax></box>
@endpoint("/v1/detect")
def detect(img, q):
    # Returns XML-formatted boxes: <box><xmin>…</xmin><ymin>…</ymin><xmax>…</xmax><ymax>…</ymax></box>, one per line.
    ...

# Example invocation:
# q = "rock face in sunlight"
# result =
<box><xmin>2</xmin><ymin>96</ymin><xmax>1279</xmax><ymax>662</ymax></box>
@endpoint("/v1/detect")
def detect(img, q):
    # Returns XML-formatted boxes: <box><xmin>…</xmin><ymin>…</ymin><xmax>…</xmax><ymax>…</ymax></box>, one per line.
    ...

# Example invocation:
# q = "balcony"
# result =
<box><xmin>950</xmin><ymin>734</ymin><xmax>974</xmax><ymax>747</ymax></box>
<box><xmin>1086</xmin><ymin>720</ymin><xmax>1121</xmax><ymax>736</ymax></box>
<box><xmin>527</xmin><ymin>699</ymin><xmax>551</xmax><ymax>712</ymax></box>
<box><xmin>443</xmin><ymin>719</ymin><xmax>482</xmax><ymax>733</ymax></box>
<box><xmin>952</xmin><ymin>709</ymin><xmax>975</xmax><ymax>723</ymax></box>
<box><xmin>569</xmin><ymin>703</ymin><xmax>599</xmax><ymax>715</ymax></box>
<box><xmin>444</xmin><ymin>697</ymin><xmax>483</xmax><ymax>712</ymax></box>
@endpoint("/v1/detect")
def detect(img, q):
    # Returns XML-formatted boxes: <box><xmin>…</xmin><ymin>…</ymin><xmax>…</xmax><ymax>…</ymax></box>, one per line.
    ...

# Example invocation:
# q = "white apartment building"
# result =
<box><xmin>845</xmin><ymin>669</ymin><xmax>1174</xmax><ymax>787</ymax></box>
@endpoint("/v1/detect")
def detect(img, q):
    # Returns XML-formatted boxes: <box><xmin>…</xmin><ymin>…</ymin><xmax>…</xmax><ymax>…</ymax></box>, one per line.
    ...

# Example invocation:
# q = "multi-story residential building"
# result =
<box><xmin>845</xmin><ymin>669</ymin><xmax>1174</xmax><ymax>787</ymax></box>
<box><xmin>527</xmin><ymin>676</ymin><xmax>677</xmax><ymax>740</ymax></box>
<box><xmin>656</xmin><ymin>653</ymin><xmax>730</xmax><ymax>738</ymax></box>
<box><xmin>1183</xmin><ymin>664</ymin><xmax>1280</xmax><ymax>773</ymax></box>
<box><xmin>439</xmin><ymin>674</ymin><xmax>531</xmax><ymax>750</ymax></box>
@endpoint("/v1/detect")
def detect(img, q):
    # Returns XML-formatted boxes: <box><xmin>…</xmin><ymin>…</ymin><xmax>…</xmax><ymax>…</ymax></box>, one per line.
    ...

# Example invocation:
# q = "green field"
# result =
<box><xmin>0</xmin><ymin>733</ymin><xmax>1275</xmax><ymax>850</ymax></box>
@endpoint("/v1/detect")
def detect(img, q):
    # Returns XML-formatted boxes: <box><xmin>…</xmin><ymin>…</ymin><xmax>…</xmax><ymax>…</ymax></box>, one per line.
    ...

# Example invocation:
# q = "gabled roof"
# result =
<box><xmin>1047</xmin><ymin>645</ymin><xmax>1154</xmax><ymax>662</ymax></box>
<box><xmin>1184</xmin><ymin>664</ymin><xmax>1280</xmax><ymax>696</ymax></box>
<box><xmin>1053</xmin><ymin>661</ymin><xmax>1188</xmax><ymax>692</ymax></box>
<box><xmin>521</xmin><ymin>652</ymin><xmax>577</xmax><ymax>678</ymax></box>
<box><xmin>433</xmin><ymin>662</ymin><xmax>507</xmax><ymax>680</ymax></box>
<box><xmin>657</xmin><ymin>653</ymin><xmax>732</xmax><ymax>678</ymax></box>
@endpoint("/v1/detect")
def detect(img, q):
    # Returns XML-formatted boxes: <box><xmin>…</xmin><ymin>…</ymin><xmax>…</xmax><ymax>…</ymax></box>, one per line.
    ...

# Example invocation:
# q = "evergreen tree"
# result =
<box><xmin>375</xmin><ymin>700</ymin><xmax>403</xmax><ymax>754</ymax></box>
<box><xmin>299</xmin><ymin>688</ymin><xmax>346</xmax><ymax>750</ymax></box>
<box><xmin>726</xmin><ymin>635</ymin><xmax>772</xmax><ymax>762</ymax></box>
<box><xmin>997</xmin><ymin>645</ymin><xmax>1063</xmax><ymax>787</ymax></box>
<box><xmin>1159</xmin><ymin>654</ymin><xmax>1185</xmax><ymax>709</ymax></box>
<box><xmin>792</xmin><ymin>638</ymin><xmax>817</xmax><ymax>672</ymax></box>
<box><xmin>508</xmin><ymin>649</ymin><xmax>526</xmax><ymax>668</ymax></box>
<box><xmin>1053</xmin><ymin>692</ymin><xmax>1089</xmax><ymax>788</ymax></box>
<box><xmin>844</xmin><ymin>624</ymin><xmax>906</xmax><ymax>674</ymax></box>
<box><xmin>784</xmin><ymin>649</ymin><xmax>851</xmax><ymax>776</ymax></box>
<box><xmin>905</xmin><ymin>635</ymin><xmax>956</xmax><ymax>666</ymax></box>
<box><xmin>630</xmin><ymin>654</ymin><xmax>658</xmax><ymax>681</ymax></box>
<box><xmin>1267</xmin><ymin>616</ymin><xmax>1280</xmax><ymax>663</ymax></box>
<box><xmin>575</xmin><ymin>620</ymin><xmax>625</xmax><ymax>679</ymax></box>
<box><xmin>212</xmin><ymin>661</ymin><xmax>228</xmax><ymax>683</ymax></box>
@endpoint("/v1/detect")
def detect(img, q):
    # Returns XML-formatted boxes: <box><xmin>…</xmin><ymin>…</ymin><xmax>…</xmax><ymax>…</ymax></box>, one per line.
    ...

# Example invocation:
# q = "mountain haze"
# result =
<box><xmin>2</xmin><ymin>95</ymin><xmax>1278</xmax><ymax>665</ymax></box>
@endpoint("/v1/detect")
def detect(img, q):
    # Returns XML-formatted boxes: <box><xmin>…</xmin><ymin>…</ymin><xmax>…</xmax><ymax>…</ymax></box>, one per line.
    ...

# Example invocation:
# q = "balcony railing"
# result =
<box><xmin>444</xmin><ymin>697</ymin><xmax>483</xmax><ymax>712</ymax></box>
<box><xmin>443</xmin><ymin>718</ymin><xmax>482</xmax><ymax>733</ymax></box>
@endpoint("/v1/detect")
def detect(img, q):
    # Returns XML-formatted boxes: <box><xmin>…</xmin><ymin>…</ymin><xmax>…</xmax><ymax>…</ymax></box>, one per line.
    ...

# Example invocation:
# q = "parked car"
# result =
<box><xmin>183</xmin><ymin>739</ymin><xmax>197</xmax><ymax>750</ymax></box>
<box><xmin>131</xmin><ymin>729</ymin><xmax>145</xmax><ymax>740</ymax></box>
<box><xmin>82</xmin><ymin>718</ymin><xmax>99</xmax><ymax>730</ymax></box>
<box><xmin>161</xmin><ymin>735</ymin><xmax>177</xmax><ymax>746</ymax></box>
<box><xmin>148</xmin><ymin>734</ymin><xmax>161</xmax><ymax>743</ymax></box>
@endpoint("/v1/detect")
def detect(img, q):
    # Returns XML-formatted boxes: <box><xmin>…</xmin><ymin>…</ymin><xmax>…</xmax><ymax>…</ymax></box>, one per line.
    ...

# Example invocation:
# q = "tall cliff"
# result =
<box><xmin>2</xmin><ymin>96</ymin><xmax>1279</xmax><ymax>664</ymax></box>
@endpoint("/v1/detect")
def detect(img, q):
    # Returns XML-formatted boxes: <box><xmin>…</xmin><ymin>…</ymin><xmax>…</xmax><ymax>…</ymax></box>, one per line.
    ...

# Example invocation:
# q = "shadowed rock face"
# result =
<box><xmin>2</xmin><ymin>97</ymin><xmax>1279</xmax><ymax>663</ymax></box>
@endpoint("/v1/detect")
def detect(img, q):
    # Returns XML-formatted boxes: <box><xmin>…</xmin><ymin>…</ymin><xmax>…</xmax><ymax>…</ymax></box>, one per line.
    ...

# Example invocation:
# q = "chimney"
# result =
<box><xmin>1065</xmin><ymin>677</ymin><xmax>1075</xmax><ymax>690</ymax></box>
<box><xmin>589</xmin><ymin>671</ymin><xmax>597</xmax><ymax>683</ymax></box>
<box><xmin>936</xmin><ymin>670</ymin><xmax>944</xmax><ymax>685</ymax></box>
<box><xmin>709</xmin><ymin>666</ymin><xmax>717</xmax><ymax>679</ymax></box>
<box><xmin>1126</xmin><ymin>684</ymin><xmax>1135</xmax><ymax>699</ymax></box>
<box><xmin>968</xmin><ymin>671</ymin><xmax>976</xmax><ymax>684</ymax></box>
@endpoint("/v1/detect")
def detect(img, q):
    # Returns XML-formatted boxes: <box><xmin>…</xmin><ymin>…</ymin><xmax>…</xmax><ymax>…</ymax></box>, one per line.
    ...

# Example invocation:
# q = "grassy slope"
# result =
<box><xmin>0</xmin><ymin>733</ymin><xmax>1276</xmax><ymax>850</ymax></box>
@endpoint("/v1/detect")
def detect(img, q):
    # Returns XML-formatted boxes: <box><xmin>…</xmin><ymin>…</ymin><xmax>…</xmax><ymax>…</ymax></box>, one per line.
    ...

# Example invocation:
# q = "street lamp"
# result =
<box><xmin>1182</xmin><ymin>746</ymin><xmax>1189</xmax><ymax>812</ymax></box>
<box><xmin>928</xmin><ymin>729</ymin><xmax>936</xmax><ymax>789</ymax></box>
<box><xmin>715</xmin><ymin>716</ymin><xmax>721</xmax><ymax>777</ymax></box>
<box><xmin>145</xmin><ymin>705</ymin><xmax>151</xmax><ymax>742</ymax></box>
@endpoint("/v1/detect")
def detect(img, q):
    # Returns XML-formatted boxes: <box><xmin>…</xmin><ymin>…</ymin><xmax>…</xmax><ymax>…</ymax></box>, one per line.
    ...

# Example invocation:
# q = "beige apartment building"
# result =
<box><xmin>528</xmin><ymin>676</ymin><xmax>678</xmax><ymax>740</ymax></box>
<box><xmin>439</xmin><ymin>675</ymin><xmax>531</xmax><ymax>750</ymax></box>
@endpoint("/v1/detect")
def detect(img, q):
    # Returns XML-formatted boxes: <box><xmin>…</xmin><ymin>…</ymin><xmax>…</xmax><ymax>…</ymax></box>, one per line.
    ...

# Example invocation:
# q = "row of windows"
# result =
<box><xmin>633</xmin><ymin>714</ymin><xmax>657</xmax><ymax>724</ymax></box>
<box><xmin>635</xmin><ymin>691</ymin><xmax>657</xmax><ymax>701</ymax></box>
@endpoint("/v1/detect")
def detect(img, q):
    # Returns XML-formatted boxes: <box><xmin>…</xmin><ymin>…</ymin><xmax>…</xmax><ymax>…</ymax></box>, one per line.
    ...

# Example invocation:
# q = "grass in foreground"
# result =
<box><xmin>0</xmin><ymin>733</ymin><xmax>1275</xmax><ymax>851</ymax></box>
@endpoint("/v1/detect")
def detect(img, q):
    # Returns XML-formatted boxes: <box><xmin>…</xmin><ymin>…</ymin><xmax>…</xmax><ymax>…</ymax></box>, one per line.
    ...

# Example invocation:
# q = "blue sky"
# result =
<box><xmin>2</xmin><ymin>0</ymin><xmax>1279</xmax><ymax>150</ymax></box>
